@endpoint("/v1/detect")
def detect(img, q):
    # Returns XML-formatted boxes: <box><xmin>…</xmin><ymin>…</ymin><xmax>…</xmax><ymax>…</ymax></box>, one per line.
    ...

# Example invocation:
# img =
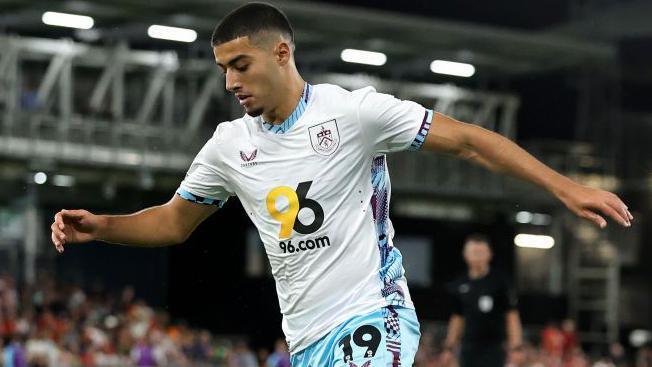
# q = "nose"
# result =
<box><xmin>225</xmin><ymin>69</ymin><xmax>241</xmax><ymax>93</ymax></box>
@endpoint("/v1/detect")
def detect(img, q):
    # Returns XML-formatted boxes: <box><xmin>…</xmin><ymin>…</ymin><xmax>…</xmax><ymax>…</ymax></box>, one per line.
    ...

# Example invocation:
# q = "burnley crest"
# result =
<box><xmin>308</xmin><ymin>119</ymin><xmax>340</xmax><ymax>156</ymax></box>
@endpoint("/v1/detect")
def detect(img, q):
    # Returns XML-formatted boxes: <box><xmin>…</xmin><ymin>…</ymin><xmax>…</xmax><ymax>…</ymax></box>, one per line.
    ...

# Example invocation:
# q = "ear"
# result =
<box><xmin>275</xmin><ymin>41</ymin><xmax>292</xmax><ymax>66</ymax></box>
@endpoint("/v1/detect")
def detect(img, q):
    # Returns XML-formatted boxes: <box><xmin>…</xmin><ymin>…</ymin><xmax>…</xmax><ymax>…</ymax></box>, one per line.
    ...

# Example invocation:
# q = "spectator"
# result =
<box><xmin>561</xmin><ymin>319</ymin><xmax>579</xmax><ymax>359</ymax></box>
<box><xmin>266</xmin><ymin>338</ymin><xmax>290</xmax><ymax>367</ymax></box>
<box><xmin>637</xmin><ymin>344</ymin><xmax>652</xmax><ymax>367</ymax></box>
<box><xmin>564</xmin><ymin>347</ymin><xmax>589</xmax><ymax>367</ymax></box>
<box><xmin>131</xmin><ymin>337</ymin><xmax>157</xmax><ymax>367</ymax></box>
<box><xmin>3</xmin><ymin>335</ymin><xmax>27</xmax><ymax>367</ymax></box>
<box><xmin>608</xmin><ymin>342</ymin><xmax>627</xmax><ymax>367</ymax></box>
<box><xmin>25</xmin><ymin>329</ymin><xmax>59</xmax><ymax>367</ymax></box>
<box><xmin>541</xmin><ymin>321</ymin><xmax>565</xmax><ymax>366</ymax></box>
<box><xmin>228</xmin><ymin>339</ymin><xmax>257</xmax><ymax>367</ymax></box>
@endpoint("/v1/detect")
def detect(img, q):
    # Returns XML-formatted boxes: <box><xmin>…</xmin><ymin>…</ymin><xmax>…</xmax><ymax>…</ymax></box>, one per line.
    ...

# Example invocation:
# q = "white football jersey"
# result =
<box><xmin>177</xmin><ymin>83</ymin><xmax>433</xmax><ymax>353</ymax></box>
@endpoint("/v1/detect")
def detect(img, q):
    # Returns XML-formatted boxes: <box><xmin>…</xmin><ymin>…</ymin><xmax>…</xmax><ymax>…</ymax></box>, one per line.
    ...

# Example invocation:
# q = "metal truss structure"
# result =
<box><xmin>0</xmin><ymin>35</ymin><xmax>525</xmax><ymax>199</ymax></box>
<box><xmin>0</xmin><ymin>35</ymin><xmax>225</xmax><ymax>172</ymax></box>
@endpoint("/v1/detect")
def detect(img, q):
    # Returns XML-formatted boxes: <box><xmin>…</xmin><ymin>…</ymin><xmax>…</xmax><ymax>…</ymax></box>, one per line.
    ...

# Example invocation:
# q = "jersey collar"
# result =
<box><xmin>262</xmin><ymin>82</ymin><xmax>311</xmax><ymax>134</ymax></box>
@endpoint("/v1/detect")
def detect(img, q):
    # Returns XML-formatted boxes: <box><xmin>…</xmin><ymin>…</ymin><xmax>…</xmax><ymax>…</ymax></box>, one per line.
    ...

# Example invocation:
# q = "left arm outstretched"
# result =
<box><xmin>422</xmin><ymin>112</ymin><xmax>633</xmax><ymax>228</ymax></box>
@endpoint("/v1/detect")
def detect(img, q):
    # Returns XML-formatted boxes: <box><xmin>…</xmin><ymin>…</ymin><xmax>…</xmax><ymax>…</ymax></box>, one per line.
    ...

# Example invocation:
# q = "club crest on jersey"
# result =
<box><xmin>308</xmin><ymin>119</ymin><xmax>340</xmax><ymax>156</ymax></box>
<box><xmin>478</xmin><ymin>295</ymin><xmax>494</xmax><ymax>313</ymax></box>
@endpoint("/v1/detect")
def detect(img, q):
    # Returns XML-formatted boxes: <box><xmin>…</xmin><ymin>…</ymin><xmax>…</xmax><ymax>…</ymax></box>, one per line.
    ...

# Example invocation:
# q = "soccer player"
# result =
<box><xmin>50</xmin><ymin>3</ymin><xmax>633</xmax><ymax>366</ymax></box>
<box><xmin>441</xmin><ymin>234</ymin><xmax>522</xmax><ymax>367</ymax></box>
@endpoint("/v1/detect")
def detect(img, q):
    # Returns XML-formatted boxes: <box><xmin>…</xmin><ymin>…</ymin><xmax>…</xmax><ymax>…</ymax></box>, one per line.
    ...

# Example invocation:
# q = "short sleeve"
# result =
<box><xmin>176</xmin><ymin>129</ymin><xmax>234</xmax><ymax>207</ymax></box>
<box><xmin>354</xmin><ymin>87</ymin><xmax>433</xmax><ymax>154</ymax></box>
<box><xmin>505</xmin><ymin>278</ymin><xmax>519</xmax><ymax>310</ymax></box>
<box><xmin>498</xmin><ymin>275</ymin><xmax>519</xmax><ymax>312</ymax></box>
<box><xmin>446</xmin><ymin>281</ymin><xmax>464</xmax><ymax>316</ymax></box>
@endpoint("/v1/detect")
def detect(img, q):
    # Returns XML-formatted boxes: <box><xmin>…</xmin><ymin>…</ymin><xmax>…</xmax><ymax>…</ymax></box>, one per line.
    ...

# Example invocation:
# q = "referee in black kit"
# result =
<box><xmin>440</xmin><ymin>234</ymin><xmax>523</xmax><ymax>367</ymax></box>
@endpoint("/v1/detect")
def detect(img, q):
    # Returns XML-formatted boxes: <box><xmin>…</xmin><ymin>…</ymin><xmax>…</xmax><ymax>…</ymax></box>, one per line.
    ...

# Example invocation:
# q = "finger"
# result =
<box><xmin>616</xmin><ymin>196</ymin><xmax>634</xmax><ymax>224</ymax></box>
<box><xmin>581</xmin><ymin>209</ymin><xmax>607</xmax><ymax>228</ymax></box>
<box><xmin>607</xmin><ymin>196</ymin><xmax>631</xmax><ymax>226</ymax></box>
<box><xmin>51</xmin><ymin>222</ymin><xmax>66</xmax><ymax>240</ymax></box>
<box><xmin>604</xmin><ymin>201</ymin><xmax>631</xmax><ymax>227</ymax></box>
<box><xmin>61</xmin><ymin>209</ymin><xmax>85</xmax><ymax>219</ymax></box>
<box><xmin>50</xmin><ymin>223</ymin><xmax>66</xmax><ymax>242</ymax></box>
<box><xmin>54</xmin><ymin>212</ymin><xmax>65</xmax><ymax>230</ymax></box>
<box><xmin>622</xmin><ymin>203</ymin><xmax>634</xmax><ymax>221</ymax></box>
<box><xmin>601</xmin><ymin>202</ymin><xmax>630</xmax><ymax>227</ymax></box>
<box><xmin>52</xmin><ymin>226</ymin><xmax>66</xmax><ymax>244</ymax></box>
<box><xmin>51</xmin><ymin>222</ymin><xmax>61</xmax><ymax>237</ymax></box>
<box><xmin>51</xmin><ymin>232</ymin><xmax>64</xmax><ymax>253</ymax></box>
<box><xmin>606</xmin><ymin>196</ymin><xmax>631</xmax><ymax>226</ymax></box>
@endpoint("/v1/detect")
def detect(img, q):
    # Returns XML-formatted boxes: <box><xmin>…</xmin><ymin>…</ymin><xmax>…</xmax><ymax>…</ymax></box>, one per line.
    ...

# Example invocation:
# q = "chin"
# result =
<box><xmin>245</xmin><ymin>106</ymin><xmax>264</xmax><ymax>117</ymax></box>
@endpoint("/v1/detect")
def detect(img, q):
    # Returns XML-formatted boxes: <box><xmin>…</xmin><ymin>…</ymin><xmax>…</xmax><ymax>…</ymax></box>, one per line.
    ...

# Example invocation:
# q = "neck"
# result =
<box><xmin>469</xmin><ymin>265</ymin><xmax>489</xmax><ymax>279</ymax></box>
<box><xmin>262</xmin><ymin>70</ymin><xmax>305</xmax><ymax>124</ymax></box>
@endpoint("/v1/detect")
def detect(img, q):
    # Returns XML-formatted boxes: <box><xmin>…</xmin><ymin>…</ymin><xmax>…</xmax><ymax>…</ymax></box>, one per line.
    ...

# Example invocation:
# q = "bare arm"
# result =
<box><xmin>439</xmin><ymin>314</ymin><xmax>464</xmax><ymax>366</ymax></box>
<box><xmin>51</xmin><ymin>195</ymin><xmax>217</xmax><ymax>251</ymax></box>
<box><xmin>423</xmin><ymin>112</ymin><xmax>633</xmax><ymax>228</ymax></box>
<box><xmin>443</xmin><ymin>314</ymin><xmax>465</xmax><ymax>349</ymax></box>
<box><xmin>506</xmin><ymin>310</ymin><xmax>523</xmax><ymax>349</ymax></box>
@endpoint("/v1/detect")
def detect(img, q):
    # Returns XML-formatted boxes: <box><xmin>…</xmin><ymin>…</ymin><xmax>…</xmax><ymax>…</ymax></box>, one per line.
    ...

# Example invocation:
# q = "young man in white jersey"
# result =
<box><xmin>50</xmin><ymin>3</ymin><xmax>633</xmax><ymax>366</ymax></box>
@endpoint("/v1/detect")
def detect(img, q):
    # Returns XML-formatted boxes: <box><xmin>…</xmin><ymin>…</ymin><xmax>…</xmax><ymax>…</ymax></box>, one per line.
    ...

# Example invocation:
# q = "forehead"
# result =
<box><xmin>464</xmin><ymin>241</ymin><xmax>490</xmax><ymax>252</ymax></box>
<box><xmin>213</xmin><ymin>36</ymin><xmax>259</xmax><ymax>63</ymax></box>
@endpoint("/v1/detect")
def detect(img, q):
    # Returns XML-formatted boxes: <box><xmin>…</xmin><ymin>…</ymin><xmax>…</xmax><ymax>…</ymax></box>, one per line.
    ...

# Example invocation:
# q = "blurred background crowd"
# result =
<box><xmin>0</xmin><ymin>275</ymin><xmax>290</xmax><ymax>367</ymax></box>
<box><xmin>1</xmin><ymin>274</ymin><xmax>651</xmax><ymax>367</ymax></box>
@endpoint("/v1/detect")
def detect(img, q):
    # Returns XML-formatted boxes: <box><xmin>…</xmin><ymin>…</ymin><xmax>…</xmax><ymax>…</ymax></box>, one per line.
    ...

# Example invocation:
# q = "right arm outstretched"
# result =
<box><xmin>50</xmin><ymin>194</ymin><xmax>217</xmax><ymax>252</ymax></box>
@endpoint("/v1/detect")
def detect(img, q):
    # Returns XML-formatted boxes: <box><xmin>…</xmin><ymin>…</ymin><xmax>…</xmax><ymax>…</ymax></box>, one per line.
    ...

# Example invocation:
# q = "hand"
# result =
<box><xmin>439</xmin><ymin>349</ymin><xmax>455</xmax><ymax>367</ymax></box>
<box><xmin>556</xmin><ymin>182</ymin><xmax>633</xmax><ymax>228</ymax></box>
<box><xmin>508</xmin><ymin>345</ymin><xmax>526</xmax><ymax>366</ymax></box>
<box><xmin>50</xmin><ymin>209</ymin><xmax>103</xmax><ymax>253</ymax></box>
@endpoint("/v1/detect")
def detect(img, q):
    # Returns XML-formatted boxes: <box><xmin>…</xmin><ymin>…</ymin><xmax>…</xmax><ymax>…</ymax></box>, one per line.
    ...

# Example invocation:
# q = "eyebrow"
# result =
<box><xmin>217</xmin><ymin>54</ymin><xmax>250</xmax><ymax>69</ymax></box>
